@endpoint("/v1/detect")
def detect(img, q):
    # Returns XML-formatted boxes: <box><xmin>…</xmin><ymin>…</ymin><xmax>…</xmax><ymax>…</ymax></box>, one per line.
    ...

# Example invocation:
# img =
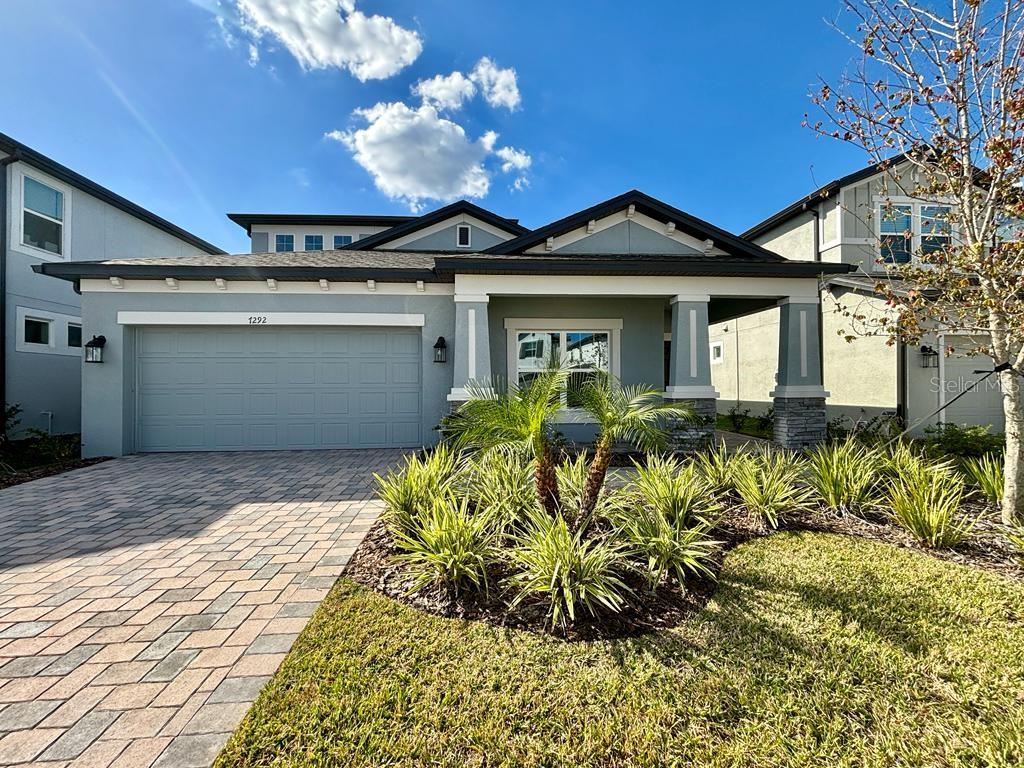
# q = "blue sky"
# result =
<box><xmin>1</xmin><ymin>1</ymin><xmax>868</xmax><ymax>253</ymax></box>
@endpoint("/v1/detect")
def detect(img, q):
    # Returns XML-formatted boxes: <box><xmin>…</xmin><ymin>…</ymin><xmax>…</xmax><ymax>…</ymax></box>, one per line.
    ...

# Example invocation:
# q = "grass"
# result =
<box><xmin>218</xmin><ymin>533</ymin><xmax>1024</xmax><ymax>768</ymax></box>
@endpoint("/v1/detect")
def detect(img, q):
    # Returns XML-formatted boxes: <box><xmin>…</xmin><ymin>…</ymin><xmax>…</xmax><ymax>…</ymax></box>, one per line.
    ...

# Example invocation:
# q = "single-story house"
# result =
<box><xmin>36</xmin><ymin>191</ymin><xmax>853</xmax><ymax>456</ymax></box>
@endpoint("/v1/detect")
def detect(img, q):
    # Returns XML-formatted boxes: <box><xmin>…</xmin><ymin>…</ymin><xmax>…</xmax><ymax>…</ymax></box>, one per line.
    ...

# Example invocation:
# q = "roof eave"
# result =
<box><xmin>32</xmin><ymin>262</ymin><xmax>446</xmax><ymax>283</ymax></box>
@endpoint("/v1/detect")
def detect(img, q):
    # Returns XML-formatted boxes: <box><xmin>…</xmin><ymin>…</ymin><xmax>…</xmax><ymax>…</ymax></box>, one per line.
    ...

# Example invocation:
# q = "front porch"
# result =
<box><xmin>444</xmin><ymin>274</ymin><xmax>831</xmax><ymax>451</ymax></box>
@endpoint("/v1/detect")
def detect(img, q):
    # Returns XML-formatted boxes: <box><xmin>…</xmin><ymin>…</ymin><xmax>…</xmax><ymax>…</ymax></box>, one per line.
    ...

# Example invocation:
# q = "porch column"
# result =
<box><xmin>665</xmin><ymin>294</ymin><xmax>718</xmax><ymax>451</ymax></box>
<box><xmin>448</xmin><ymin>294</ymin><xmax>492</xmax><ymax>405</ymax></box>
<box><xmin>770</xmin><ymin>298</ymin><xmax>828</xmax><ymax>449</ymax></box>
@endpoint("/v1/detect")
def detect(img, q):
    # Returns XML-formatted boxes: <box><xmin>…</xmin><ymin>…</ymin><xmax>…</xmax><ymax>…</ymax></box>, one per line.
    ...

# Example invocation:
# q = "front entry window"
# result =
<box><xmin>514</xmin><ymin>329</ymin><xmax>610</xmax><ymax>406</ymax></box>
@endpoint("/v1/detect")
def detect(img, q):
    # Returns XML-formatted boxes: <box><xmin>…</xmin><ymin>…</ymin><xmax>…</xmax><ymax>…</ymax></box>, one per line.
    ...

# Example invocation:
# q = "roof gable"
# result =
<box><xmin>0</xmin><ymin>132</ymin><xmax>224</xmax><ymax>255</ymax></box>
<box><xmin>346</xmin><ymin>200</ymin><xmax>528</xmax><ymax>251</ymax></box>
<box><xmin>486</xmin><ymin>190</ymin><xmax>783</xmax><ymax>261</ymax></box>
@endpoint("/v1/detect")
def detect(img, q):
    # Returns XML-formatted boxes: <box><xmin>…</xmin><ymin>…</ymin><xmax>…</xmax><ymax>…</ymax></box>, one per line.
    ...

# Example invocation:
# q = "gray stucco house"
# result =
<box><xmin>37</xmin><ymin>191</ymin><xmax>853</xmax><ymax>457</ymax></box>
<box><xmin>711</xmin><ymin>157</ymin><xmax>1011</xmax><ymax>436</ymax></box>
<box><xmin>2</xmin><ymin>132</ymin><xmax>224</xmax><ymax>436</ymax></box>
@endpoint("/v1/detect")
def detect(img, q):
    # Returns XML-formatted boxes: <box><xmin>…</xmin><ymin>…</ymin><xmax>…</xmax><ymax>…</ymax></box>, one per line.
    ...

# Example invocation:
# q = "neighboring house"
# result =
<box><xmin>37</xmin><ymin>191</ymin><xmax>852</xmax><ymax>457</ymax></box>
<box><xmin>712</xmin><ymin>159</ymin><xmax>1009</xmax><ymax>436</ymax></box>
<box><xmin>2</xmin><ymin>132</ymin><xmax>224</xmax><ymax>436</ymax></box>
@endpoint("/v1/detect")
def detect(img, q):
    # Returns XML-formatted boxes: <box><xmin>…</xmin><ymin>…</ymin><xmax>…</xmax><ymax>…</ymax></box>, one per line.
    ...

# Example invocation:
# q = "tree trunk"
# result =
<box><xmin>1000</xmin><ymin>368</ymin><xmax>1024</xmax><ymax>527</ymax></box>
<box><xmin>578</xmin><ymin>437</ymin><xmax>613</xmax><ymax>527</ymax></box>
<box><xmin>535</xmin><ymin>445</ymin><xmax>561</xmax><ymax>517</ymax></box>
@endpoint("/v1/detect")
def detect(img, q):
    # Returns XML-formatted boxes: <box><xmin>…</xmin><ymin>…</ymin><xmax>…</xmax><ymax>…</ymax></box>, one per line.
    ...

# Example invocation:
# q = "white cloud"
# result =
<box><xmin>412</xmin><ymin>71</ymin><xmax>477</xmax><ymax>110</ymax></box>
<box><xmin>329</xmin><ymin>102</ymin><xmax>494</xmax><ymax>211</ymax></box>
<box><xmin>470</xmin><ymin>57</ymin><xmax>521</xmax><ymax>110</ymax></box>
<box><xmin>495</xmin><ymin>146</ymin><xmax>531</xmax><ymax>191</ymax></box>
<box><xmin>205</xmin><ymin>0</ymin><xmax>422</xmax><ymax>81</ymax></box>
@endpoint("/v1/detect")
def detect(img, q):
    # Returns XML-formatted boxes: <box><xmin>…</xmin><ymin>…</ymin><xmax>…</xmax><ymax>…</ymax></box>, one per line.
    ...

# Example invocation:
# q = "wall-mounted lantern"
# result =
<box><xmin>433</xmin><ymin>336</ymin><xmax>447</xmax><ymax>363</ymax></box>
<box><xmin>919</xmin><ymin>344</ymin><xmax>939</xmax><ymax>368</ymax></box>
<box><xmin>84</xmin><ymin>335</ymin><xmax>106</xmax><ymax>363</ymax></box>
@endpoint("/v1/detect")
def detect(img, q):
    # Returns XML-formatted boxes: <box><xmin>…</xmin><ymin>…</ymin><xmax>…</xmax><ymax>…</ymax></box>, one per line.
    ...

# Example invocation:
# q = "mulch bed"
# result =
<box><xmin>0</xmin><ymin>457</ymin><xmax>112</xmax><ymax>490</ymax></box>
<box><xmin>345</xmin><ymin>494</ymin><xmax>1023</xmax><ymax>640</ymax></box>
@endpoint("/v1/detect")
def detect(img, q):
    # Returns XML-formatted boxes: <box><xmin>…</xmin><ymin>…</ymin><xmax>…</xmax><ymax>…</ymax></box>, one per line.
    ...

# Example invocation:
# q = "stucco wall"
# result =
<box><xmin>752</xmin><ymin>213</ymin><xmax>815</xmax><ymax>261</ymax></box>
<box><xmin>77</xmin><ymin>290</ymin><xmax>455</xmax><ymax>457</ymax></box>
<box><xmin>400</xmin><ymin>224</ymin><xmax>504</xmax><ymax>252</ymax></box>
<box><xmin>6</xmin><ymin>159</ymin><xmax>212</xmax><ymax>436</ymax></box>
<box><xmin>709</xmin><ymin>307</ymin><xmax>779</xmax><ymax>415</ymax></box>
<box><xmin>554</xmin><ymin>221</ymin><xmax>701</xmax><ymax>255</ymax></box>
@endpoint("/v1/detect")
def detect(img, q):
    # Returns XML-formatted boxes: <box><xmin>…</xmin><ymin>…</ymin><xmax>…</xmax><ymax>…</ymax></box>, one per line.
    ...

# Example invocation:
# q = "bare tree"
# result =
<box><xmin>808</xmin><ymin>0</ymin><xmax>1024</xmax><ymax>525</ymax></box>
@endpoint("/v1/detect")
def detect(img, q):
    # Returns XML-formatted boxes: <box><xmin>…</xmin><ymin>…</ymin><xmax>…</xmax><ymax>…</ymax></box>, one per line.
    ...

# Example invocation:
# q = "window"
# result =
<box><xmin>24</xmin><ymin>317</ymin><xmax>50</xmax><ymax>346</ymax></box>
<box><xmin>304</xmin><ymin>234</ymin><xmax>323</xmax><ymax>251</ymax></box>
<box><xmin>67</xmin><ymin>324</ymin><xmax>82</xmax><ymax>348</ymax></box>
<box><xmin>710</xmin><ymin>341</ymin><xmax>724</xmax><ymax>364</ymax></box>
<box><xmin>456</xmin><ymin>224</ymin><xmax>472</xmax><ymax>248</ymax></box>
<box><xmin>877</xmin><ymin>201</ymin><xmax>953</xmax><ymax>268</ymax></box>
<box><xmin>23</xmin><ymin>176</ymin><xmax>64</xmax><ymax>255</ymax></box>
<box><xmin>334</xmin><ymin>234</ymin><xmax>353</xmax><ymax>249</ymax></box>
<box><xmin>275</xmin><ymin>234</ymin><xmax>294</xmax><ymax>252</ymax></box>
<box><xmin>513</xmin><ymin>328</ymin><xmax>611</xmax><ymax>407</ymax></box>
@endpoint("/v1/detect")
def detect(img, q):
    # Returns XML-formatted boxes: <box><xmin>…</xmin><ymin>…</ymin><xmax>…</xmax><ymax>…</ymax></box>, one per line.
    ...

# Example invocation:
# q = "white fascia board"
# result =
<box><xmin>380</xmin><ymin>215</ymin><xmax>517</xmax><ymax>249</ymax></box>
<box><xmin>81</xmin><ymin>279</ymin><xmax>454</xmax><ymax>295</ymax></box>
<box><xmin>502</xmin><ymin>317</ymin><xmax>623</xmax><ymax>330</ymax></box>
<box><xmin>455</xmin><ymin>274</ymin><xmax>820</xmax><ymax>300</ymax></box>
<box><xmin>117</xmin><ymin>311</ymin><xmax>425</xmax><ymax>327</ymax></box>
<box><xmin>523</xmin><ymin>210</ymin><xmax>726</xmax><ymax>255</ymax></box>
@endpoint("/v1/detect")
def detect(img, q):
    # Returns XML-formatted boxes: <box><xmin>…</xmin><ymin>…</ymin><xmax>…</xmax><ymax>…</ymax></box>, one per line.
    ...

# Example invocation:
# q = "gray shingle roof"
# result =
<box><xmin>101</xmin><ymin>249</ymin><xmax>438</xmax><ymax>270</ymax></box>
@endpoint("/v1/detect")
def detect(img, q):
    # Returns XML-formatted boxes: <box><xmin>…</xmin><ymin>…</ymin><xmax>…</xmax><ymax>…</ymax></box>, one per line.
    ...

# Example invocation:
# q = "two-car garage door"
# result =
<box><xmin>135</xmin><ymin>327</ymin><xmax>422</xmax><ymax>451</ymax></box>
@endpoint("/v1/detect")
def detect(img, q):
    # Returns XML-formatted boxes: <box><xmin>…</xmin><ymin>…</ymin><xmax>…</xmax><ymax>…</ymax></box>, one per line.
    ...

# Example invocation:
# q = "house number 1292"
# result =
<box><xmin>248</xmin><ymin>316</ymin><xmax>268</xmax><ymax>324</ymax></box>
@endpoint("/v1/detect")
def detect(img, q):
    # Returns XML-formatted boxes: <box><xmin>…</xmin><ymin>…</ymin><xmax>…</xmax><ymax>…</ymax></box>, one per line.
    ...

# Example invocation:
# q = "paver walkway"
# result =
<box><xmin>0</xmin><ymin>450</ymin><xmax>400</xmax><ymax>767</ymax></box>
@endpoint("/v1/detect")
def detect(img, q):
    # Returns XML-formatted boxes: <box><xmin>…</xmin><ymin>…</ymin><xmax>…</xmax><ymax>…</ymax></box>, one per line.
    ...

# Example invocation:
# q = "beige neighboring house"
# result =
<box><xmin>710</xmin><ymin>158</ymin><xmax>1007</xmax><ymax>436</ymax></box>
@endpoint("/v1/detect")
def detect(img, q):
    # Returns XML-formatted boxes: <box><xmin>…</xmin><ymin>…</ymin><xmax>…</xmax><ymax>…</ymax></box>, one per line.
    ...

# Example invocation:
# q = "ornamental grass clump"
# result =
<box><xmin>693</xmin><ymin>440</ymin><xmax>750</xmax><ymax>493</ymax></box>
<box><xmin>391</xmin><ymin>496</ymin><xmax>498</xmax><ymax>594</ymax></box>
<box><xmin>374</xmin><ymin>444</ymin><xmax>465</xmax><ymax>537</ymax></box>
<box><xmin>509</xmin><ymin>508</ymin><xmax>630</xmax><ymax>630</ymax></box>
<box><xmin>632</xmin><ymin>455</ymin><xmax>720</xmax><ymax>528</ymax></box>
<box><xmin>805</xmin><ymin>438</ymin><xmax>883</xmax><ymax>513</ymax></box>
<box><xmin>465</xmin><ymin>447</ymin><xmax>536</xmax><ymax>532</ymax></box>
<box><xmin>887</xmin><ymin>459</ymin><xmax>974</xmax><ymax>549</ymax></box>
<box><xmin>732</xmin><ymin>449</ymin><xmax>813</xmax><ymax>528</ymax></box>
<box><xmin>961</xmin><ymin>453</ymin><xmax>1004</xmax><ymax>505</ymax></box>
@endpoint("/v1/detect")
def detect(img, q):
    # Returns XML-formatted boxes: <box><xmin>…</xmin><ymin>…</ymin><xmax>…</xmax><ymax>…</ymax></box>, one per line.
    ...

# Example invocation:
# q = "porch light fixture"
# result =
<box><xmin>84</xmin><ymin>335</ymin><xmax>106</xmax><ymax>363</ymax></box>
<box><xmin>918</xmin><ymin>344</ymin><xmax>939</xmax><ymax>368</ymax></box>
<box><xmin>433</xmin><ymin>336</ymin><xmax>447</xmax><ymax>363</ymax></box>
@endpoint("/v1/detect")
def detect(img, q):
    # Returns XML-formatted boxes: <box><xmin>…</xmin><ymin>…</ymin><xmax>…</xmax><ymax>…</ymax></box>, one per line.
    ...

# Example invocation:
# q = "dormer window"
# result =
<box><xmin>456</xmin><ymin>224</ymin><xmax>471</xmax><ymax>248</ymax></box>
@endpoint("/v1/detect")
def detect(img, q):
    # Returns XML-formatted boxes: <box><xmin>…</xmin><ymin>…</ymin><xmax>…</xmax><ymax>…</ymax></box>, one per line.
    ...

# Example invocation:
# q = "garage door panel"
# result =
<box><xmin>136</xmin><ymin>327</ymin><xmax>423</xmax><ymax>451</ymax></box>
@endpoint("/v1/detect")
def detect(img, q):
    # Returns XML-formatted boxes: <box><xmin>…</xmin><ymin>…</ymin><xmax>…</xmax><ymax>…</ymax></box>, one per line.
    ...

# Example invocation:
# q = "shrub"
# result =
<box><xmin>725</xmin><ymin>405</ymin><xmax>750</xmax><ymax>431</ymax></box>
<box><xmin>887</xmin><ymin>460</ymin><xmax>974</xmax><ymax>548</ymax></box>
<box><xmin>392</xmin><ymin>496</ymin><xmax>497</xmax><ymax>594</ymax></box>
<box><xmin>961</xmin><ymin>453</ymin><xmax>1004</xmax><ymax>505</ymax></box>
<box><xmin>632</xmin><ymin>455</ymin><xmax>720</xmax><ymax>528</ymax></box>
<box><xmin>374</xmin><ymin>444</ymin><xmax>465</xmax><ymax>537</ymax></box>
<box><xmin>555</xmin><ymin>452</ymin><xmax>590</xmax><ymax>521</ymax></box>
<box><xmin>465</xmin><ymin>447</ymin><xmax>537</xmax><ymax>531</ymax></box>
<box><xmin>509</xmin><ymin>508</ymin><xmax>630</xmax><ymax>629</ymax></box>
<box><xmin>24</xmin><ymin>430</ymin><xmax>79</xmax><ymax>464</ymax></box>
<box><xmin>693</xmin><ymin>441</ymin><xmax>750</xmax><ymax>493</ymax></box>
<box><xmin>805</xmin><ymin>439</ymin><xmax>883</xmax><ymax>513</ymax></box>
<box><xmin>732</xmin><ymin>449</ymin><xmax>812</xmax><ymax>528</ymax></box>
<box><xmin>612</xmin><ymin>506</ymin><xmax>719</xmax><ymax>591</ymax></box>
<box><xmin>922</xmin><ymin>423</ymin><xmax>1004</xmax><ymax>459</ymax></box>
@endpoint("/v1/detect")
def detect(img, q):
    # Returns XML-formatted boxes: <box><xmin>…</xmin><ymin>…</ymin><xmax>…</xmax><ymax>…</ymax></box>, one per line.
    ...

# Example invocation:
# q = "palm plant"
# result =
<box><xmin>572</xmin><ymin>373</ymin><xmax>694</xmax><ymax>523</ymax></box>
<box><xmin>447</xmin><ymin>367</ymin><xmax>569</xmax><ymax>516</ymax></box>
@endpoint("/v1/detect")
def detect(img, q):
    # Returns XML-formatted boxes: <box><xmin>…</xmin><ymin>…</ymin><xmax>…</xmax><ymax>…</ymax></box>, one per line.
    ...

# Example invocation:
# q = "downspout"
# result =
<box><xmin>0</xmin><ymin>152</ymin><xmax>23</xmax><ymax>430</ymax></box>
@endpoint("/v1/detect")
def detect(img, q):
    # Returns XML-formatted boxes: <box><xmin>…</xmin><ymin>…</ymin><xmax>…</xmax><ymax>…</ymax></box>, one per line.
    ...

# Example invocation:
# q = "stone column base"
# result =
<box><xmin>667</xmin><ymin>397</ymin><xmax>717</xmax><ymax>453</ymax></box>
<box><xmin>772</xmin><ymin>396</ymin><xmax>826</xmax><ymax>450</ymax></box>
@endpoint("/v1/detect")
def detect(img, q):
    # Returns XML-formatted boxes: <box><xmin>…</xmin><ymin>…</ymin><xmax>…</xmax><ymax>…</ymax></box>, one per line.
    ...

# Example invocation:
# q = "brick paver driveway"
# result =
<box><xmin>0</xmin><ymin>450</ymin><xmax>401</xmax><ymax>767</ymax></box>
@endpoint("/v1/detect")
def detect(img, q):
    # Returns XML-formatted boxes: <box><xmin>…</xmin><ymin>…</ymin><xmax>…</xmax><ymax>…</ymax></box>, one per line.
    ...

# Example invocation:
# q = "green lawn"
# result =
<box><xmin>218</xmin><ymin>532</ymin><xmax>1024</xmax><ymax>767</ymax></box>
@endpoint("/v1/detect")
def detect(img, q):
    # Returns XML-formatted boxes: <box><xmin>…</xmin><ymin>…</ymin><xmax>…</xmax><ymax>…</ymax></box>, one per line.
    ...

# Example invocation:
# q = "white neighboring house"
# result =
<box><xmin>2</xmin><ymin>132</ymin><xmax>223</xmax><ymax>436</ymax></box>
<box><xmin>713</xmin><ymin>157</ymin><xmax>1010</xmax><ymax>435</ymax></box>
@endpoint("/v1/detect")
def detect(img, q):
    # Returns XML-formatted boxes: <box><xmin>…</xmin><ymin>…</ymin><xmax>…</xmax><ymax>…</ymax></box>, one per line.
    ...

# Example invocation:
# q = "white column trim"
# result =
<box><xmin>454</xmin><ymin>293</ymin><xmax>490</xmax><ymax>303</ymax></box>
<box><xmin>664</xmin><ymin>385</ymin><xmax>720</xmax><ymax>399</ymax></box>
<box><xmin>769</xmin><ymin>385</ymin><xmax>830</xmax><ymax>398</ymax></box>
<box><xmin>688</xmin><ymin>309</ymin><xmax>698</xmax><ymax>377</ymax></box>
<box><xmin>671</xmin><ymin>294</ymin><xmax>711</xmax><ymax>304</ymax></box>
<box><xmin>799</xmin><ymin>309</ymin><xmax>808</xmax><ymax>378</ymax></box>
<box><xmin>778</xmin><ymin>296</ymin><xmax>820</xmax><ymax>306</ymax></box>
<box><xmin>467</xmin><ymin>308</ymin><xmax>477</xmax><ymax>381</ymax></box>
